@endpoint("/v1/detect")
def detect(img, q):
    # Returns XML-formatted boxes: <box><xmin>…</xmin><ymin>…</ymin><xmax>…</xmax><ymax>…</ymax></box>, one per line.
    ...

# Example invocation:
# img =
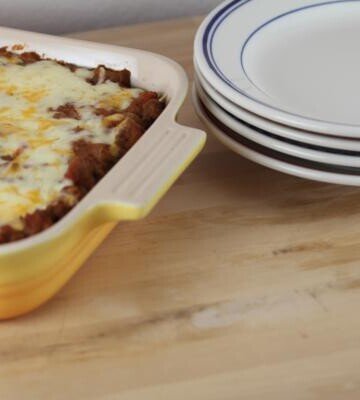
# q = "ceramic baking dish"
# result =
<box><xmin>0</xmin><ymin>27</ymin><xmax>206</xmax><ymax>319</ymax></box>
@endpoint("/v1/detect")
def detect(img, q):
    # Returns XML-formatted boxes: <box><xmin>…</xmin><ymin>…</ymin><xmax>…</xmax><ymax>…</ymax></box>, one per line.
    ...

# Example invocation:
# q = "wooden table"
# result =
<box><xmin>2</xmin><ymin>17</ymin><xmax>360</xmax><ymax>400</ymax></box>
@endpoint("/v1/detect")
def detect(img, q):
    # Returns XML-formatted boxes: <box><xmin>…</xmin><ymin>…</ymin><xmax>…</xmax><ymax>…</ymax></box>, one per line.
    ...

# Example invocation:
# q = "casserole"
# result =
<box><xmin>0</xmin><ymin>49</ymin><xmax>166</xmax><ymax>243</ymax></box>
<box><xmin>0</xmin><ymin>27</ymin><xmax>206</xmax><ymax>319</ymax></box>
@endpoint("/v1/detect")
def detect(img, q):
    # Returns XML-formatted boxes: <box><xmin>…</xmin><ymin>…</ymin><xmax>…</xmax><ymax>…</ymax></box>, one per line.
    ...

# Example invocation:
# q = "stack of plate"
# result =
<box><xmin>193</xmin><ymin>0</ymin><xmax>360</xmax><ymax>185</ymax></box>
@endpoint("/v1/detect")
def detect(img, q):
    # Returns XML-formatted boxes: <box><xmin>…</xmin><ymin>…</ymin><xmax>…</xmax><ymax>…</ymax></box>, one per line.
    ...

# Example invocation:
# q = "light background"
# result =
<box><xmin>0</xmin><ymin>0</ymin><xmax>221</xmax><ymax>34</ymax></box>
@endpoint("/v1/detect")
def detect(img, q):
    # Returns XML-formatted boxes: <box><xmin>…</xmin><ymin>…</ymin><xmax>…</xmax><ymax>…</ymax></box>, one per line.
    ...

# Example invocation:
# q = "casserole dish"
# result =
<box><xmin>0</xmin><ymin>27</ymin><xmax>206</xmax><ymax>319</ymax></box>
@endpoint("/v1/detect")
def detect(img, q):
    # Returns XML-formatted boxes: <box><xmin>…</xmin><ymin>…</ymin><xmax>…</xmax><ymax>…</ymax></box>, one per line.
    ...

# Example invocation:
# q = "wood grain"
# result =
<box><xmin>2</xmin><ymin>16</ymin><xmax>360</xmax><ymax>400</ymax></box>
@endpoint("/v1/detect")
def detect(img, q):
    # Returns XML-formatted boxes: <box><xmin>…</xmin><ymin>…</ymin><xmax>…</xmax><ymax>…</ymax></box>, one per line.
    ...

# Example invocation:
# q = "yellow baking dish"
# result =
<box><xmin>0</xmin><ymin>27</ymin><xmax>206</xmax><ymax>319</ymax></box>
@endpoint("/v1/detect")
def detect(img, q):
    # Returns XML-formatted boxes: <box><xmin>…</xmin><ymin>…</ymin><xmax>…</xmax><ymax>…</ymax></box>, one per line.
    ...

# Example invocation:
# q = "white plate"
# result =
<box><xmin>194</xmin><ymin>64</ymin><xmax>360</xmax><ymax>152</ymax></box>
<box><xmin>195</xmin><ymin>80</ymin><xmax>360</xmax><ymax>168</ymax></box>
<box><xmin>193</xmin><ymin>88</ymin><xmax>360</xmax><ymax>186</ymax></box>
<box><xmin>195</xmin><ymin>0</ymin><xmax>360</xmax><ymax>137</ymax></box>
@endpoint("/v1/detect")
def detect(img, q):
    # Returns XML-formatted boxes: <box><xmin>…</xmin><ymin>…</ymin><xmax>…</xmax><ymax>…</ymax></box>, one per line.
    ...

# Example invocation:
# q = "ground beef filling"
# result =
<box><xmin>51</xmin><ymin>103</ymin><xmax>81</xmax><ymax>120</ymax></box>
<box><xmin>86</xmin><ymin>65</ymin><xmax>131</xmax><ymax>87</ymax></box>
<box><xmin>0</xmin><ymin>56</ymin><xmax>165</xmax><ymax>244</ymax></box>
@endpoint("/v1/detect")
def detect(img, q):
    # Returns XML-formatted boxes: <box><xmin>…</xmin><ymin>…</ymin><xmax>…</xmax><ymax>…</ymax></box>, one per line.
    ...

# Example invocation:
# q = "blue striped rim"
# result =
<box><xmin>202</xmin><ymin>0</ymin><xmax>360</xmax><ymax>125</ymax></box>
<box><xmin>198</xmin><ymin>96</ymin><xmax>360</xmax><ymax>174</ymax></box>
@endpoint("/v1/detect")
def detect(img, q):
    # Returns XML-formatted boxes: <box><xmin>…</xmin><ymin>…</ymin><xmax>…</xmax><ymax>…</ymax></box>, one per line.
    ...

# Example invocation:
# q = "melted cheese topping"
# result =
<box><xmin>0</xmin><ymin>57</ymin><xmax>142</xmax><ymax>229</ymax></box>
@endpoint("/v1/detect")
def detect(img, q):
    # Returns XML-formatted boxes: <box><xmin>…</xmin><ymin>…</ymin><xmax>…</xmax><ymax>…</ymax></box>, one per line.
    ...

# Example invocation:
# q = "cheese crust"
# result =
<box><xmin>0</xmin><ymin>48</ymin><xmax>165</xmax><ymax>244</ymax></box>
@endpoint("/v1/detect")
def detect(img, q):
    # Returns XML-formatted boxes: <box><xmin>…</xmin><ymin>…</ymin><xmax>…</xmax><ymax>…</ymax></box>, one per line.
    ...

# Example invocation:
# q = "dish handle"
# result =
<box><xmin>93</xmin><ymin>122</ymin><xmax>206</xmax><ymax>221</ymax></box>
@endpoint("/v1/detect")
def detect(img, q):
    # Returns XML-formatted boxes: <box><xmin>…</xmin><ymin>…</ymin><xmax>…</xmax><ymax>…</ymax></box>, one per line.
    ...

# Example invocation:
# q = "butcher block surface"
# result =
<box><xmin>1</xmin><ymin>16</ymin><xmax>360</xmax><ymax>400</ymax></box>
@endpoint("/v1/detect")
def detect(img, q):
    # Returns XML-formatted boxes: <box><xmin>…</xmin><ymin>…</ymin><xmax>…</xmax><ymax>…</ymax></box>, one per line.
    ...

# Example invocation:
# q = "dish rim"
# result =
<box><xmin>194</xmin><ymin>62</ymin><xmax>360</xmax><ymax>152</ymax></box>
<box><xmin>193</xmin><ymin>87</ymin><xmax>360</xmax><ymax>186</ymax></box>
<box><xmin>195</xmin><ymin>79</ymin><xmax>360</xmax><ymax>167</ymax></box>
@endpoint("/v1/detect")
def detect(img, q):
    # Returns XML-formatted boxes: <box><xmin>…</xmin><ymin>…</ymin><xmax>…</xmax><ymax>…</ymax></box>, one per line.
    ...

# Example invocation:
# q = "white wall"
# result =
<box><xmin>0</xmin><ymin>0</ymin><xmax>221</xmax><ymax>34</ymax></box>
